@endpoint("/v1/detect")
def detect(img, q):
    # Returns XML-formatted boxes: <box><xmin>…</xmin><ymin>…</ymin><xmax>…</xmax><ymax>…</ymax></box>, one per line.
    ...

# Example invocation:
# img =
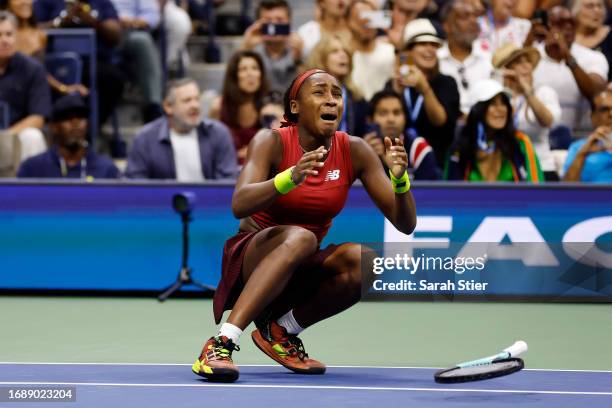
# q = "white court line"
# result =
<box><xmin>1</xmin><ymin>362</ymin><xmax>612</xmax><ymax>373</ymax></box>
<box><xmin>0</xmin><ymin>381</ymin><xmax>611</xmax><ymax>396</ymax></box>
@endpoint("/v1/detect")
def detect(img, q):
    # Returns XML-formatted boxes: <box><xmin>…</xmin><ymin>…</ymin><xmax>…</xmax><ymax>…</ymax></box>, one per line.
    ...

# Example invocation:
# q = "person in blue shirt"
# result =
<box><xmin>563</xmin><ymin>88</ymin><xmax>612</xmax><ymax>182</ymax></box>
<box><xmin>17</xmin><ymin>94</ymin><xmax>120</xmax><ymax>179</ymax></box>
<box><xmin>363</xmin><ymin>89</ymin><xmax>440</xmax><ymax>180</ymax></box>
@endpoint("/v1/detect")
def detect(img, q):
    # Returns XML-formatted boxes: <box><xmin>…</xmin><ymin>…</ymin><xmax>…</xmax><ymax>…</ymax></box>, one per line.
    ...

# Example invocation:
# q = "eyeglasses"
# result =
<box><xmin>458</xmin><ymin>66</ymin><xmax>469</xmax><ymax>90</ymax></box>
<box><xmin>594</xmin><ymin>105</ymin><xmax>612</xmax><ymax>114</ymax></box>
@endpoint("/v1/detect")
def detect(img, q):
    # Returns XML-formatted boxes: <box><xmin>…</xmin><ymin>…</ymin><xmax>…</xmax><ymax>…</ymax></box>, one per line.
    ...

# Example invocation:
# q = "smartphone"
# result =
<box><xmin>365</xmin><ymin>122</ymin><xmax>382</xmax><ymax>139</ymax></box>
<box><xmin>261</xmin><ymin>23</ymin><xmax>290</xmax><ymax>36</ymax></box>
<box><xmin>532</xmin><ymin>9</ymin><xmax>548</xmax><ymax>27</ymax></box>
<box><xmin>360</xmin><ymin>10</ymin><xmax>391</xmax><ymax>30</ymax></box>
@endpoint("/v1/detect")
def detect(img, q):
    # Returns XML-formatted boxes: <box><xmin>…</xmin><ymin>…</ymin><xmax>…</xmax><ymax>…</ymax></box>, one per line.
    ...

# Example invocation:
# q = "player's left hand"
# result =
<box><xmin>383</xmin><ymin>137</ymin><xmax>408</xmax><ymax>178</ymax></box>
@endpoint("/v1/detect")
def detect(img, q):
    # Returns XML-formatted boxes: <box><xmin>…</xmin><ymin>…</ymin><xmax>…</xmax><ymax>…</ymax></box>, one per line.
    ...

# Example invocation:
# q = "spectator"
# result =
<box><xmin>346</xmin><ymin>0</ymin><xmax>396</xmax><ymax>101</ymax></box>
<box><xmin>308</xmin><ymin>34</ymin><xmax>369</xmax><ymax>136</ymax></box>
<box><xmin>127</xmin><ymin>78</ymin><xmax>238</xmax><ymax>180</ymax></box>
<box><xmin>533</xmin><ymin>5</ymin><xmax>608</xmax><ymax>133</ymax></box>
<box><xmin>161</xmin><ymin>0</ymin><xmax>192</xmax><ymax>70</ymax></box>
<box><xmin>241</xmin><ymin>0</ymin><xmax>303</xmax><ymax>93</ymax></box>
<box><xmin>0</xmin><ymin>0</ymin><xmax>88</xmax><ymax>96</ymax></box>
<box><xmin>385</xmin><ymin>0</ymin><xmax>437</xmax><ymax>49</ymax></box>
<box><xmin>18</xmin><ymin>94</ymin><xmax>120</xmax><ymax>178</ymax></box>
<box><xmin>573</xmin><ymin>0</ymin><xmax>612</xmax><ymax>81</ymax></box>
<box><xmin>297</xmin><ymin>0</ymin><xmax>351</xmax><ymax>59</ymax></box>
<box><xmin>445</xmin><ymin>79</ymin><xmax>544</xmax><ymax>182</ymax></box>
<box><xmin>364</xmin><ymin>89</ymin><xmax>440</xmax><ymax>179</ymax></box>
<box><xmin>210</xmin><ymin>50</ymin><xmax>269</xmax><ymax>164</ymax></box>
<box><xmin>111</xmin><ymin>0</ymin><xmax>163</xmax><ymax>122</ymax></box>
<box><xmin>438</xmin><ymin>0</ymin><xmax>493</xmax><ymax>115</ymax></box>
<box><xmin>385</xmin><ymin>18</ymin><xmax>461</xmax><ymax>168</ymax></box>
<box><xmin>563</xmin><ymin>87</ymin><xmax>612</xmax><ymax>181</ymax></box>
<box><xmin>34</xmin><ymin>0</ymin><xmax>126</xmax><ymax>126</ymax></box>
<box><xmin>493</xmin><ymin>42</ymin><xmax>562</xmax><ymax>180</ymax></box>
<box><xmin>0</xmin><ymin>11</ymin><xmax>48</xmax><ymax>176</ymax></box>
<box><xmin>477</xmin><ymin>0</ymin><xmax>532</xmax><ymax>52</ymax></box>
<box><xmin>258</xmin><ymin>91</ymin><xmax>284</xmax><ymax>130</ymax></box>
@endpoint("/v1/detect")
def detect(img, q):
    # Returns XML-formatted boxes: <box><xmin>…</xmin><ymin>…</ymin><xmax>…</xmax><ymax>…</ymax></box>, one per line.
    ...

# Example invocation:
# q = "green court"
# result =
<box><xmin>2</xmin><ymin>296</ymin><xmax>611</xmax><ymax>370</ymax></box>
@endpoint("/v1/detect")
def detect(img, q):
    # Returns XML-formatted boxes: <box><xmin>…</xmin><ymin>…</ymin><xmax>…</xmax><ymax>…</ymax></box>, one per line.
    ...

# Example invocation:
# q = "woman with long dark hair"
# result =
<box><xmin>445</xmin><ymin>79</ymin><xmax>544</xmax><ymax>182</ymax></box>
<box><xmin>210</xmin><ymin>50</ymin><xmax>270</xmax><ymax>163</ymax></box>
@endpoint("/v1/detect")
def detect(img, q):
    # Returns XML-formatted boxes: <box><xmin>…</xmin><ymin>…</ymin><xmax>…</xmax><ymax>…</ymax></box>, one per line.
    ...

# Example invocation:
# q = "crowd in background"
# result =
<box><xmin>0</xmin><ymin>0</ymin><xmax>611</xmax><ymax>183</ymax></box>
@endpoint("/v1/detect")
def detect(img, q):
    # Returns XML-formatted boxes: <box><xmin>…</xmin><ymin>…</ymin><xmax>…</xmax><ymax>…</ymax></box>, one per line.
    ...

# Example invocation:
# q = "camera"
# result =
<box><xmin>261</xmin><ymin>23</ymin><xmax>290</xmax><ymax>36</ymax></box>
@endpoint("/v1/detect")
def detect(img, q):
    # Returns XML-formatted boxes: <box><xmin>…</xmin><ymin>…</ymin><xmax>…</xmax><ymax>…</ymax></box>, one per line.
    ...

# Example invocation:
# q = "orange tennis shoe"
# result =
<box><xmin>192</xmin><ymin>335</ymin><xmax>240</xmax><ymax>382</ymax></box>
<box><xmin>251</xmin><ymin>321</ymin><xmax>326</xmax><ymax>374</ymax></box>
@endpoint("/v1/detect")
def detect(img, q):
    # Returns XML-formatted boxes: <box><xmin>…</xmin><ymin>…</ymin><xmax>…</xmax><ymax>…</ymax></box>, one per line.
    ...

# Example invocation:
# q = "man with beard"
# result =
<box><xmin>17</xmin><ymin>94</ymin><xmax>119</xmax><ymax>179</ymax></box>
<box><xmin>438</xmin><ymin>0</ymin><xmax>493</xmax><ymax>115</ymax></box>
<box><xmin>126</xmin><ymin>78</ymin><xmax>238</xmax><ymax>180</ymax></box>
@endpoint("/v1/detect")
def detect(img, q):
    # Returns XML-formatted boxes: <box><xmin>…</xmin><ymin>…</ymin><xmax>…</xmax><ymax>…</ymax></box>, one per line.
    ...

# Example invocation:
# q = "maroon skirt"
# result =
<box><xmin>212</xmin><ymin>230</ymin><xmax>339</xmax><ymax>324</ymax></box>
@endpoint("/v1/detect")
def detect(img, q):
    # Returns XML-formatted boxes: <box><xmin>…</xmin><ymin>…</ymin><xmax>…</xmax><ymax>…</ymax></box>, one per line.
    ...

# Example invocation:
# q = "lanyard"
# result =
<box><xmin>403</xmin><ymin>88</ymin><xmax>424</xmax><ymax>137</ymax></box>
<box><xmin>338</xmin><ymin>86</ymin><xmax>348</xmax><ymax>132</ymax></box>
<box><xmin>477</xmin><ymin>122</ymin><xmax>496</xmax><ymax>154</ymax></box>
<box><xmin>59</xmin><ymin>157</ymin><xmax>87</xmax><ymax>179</ymax></box>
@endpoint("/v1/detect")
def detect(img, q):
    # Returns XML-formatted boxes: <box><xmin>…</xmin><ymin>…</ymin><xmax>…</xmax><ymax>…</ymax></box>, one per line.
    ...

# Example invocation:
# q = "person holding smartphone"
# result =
<box><xmin>241</xmin><ymin>0</ymin><xmax>303</xmax><ymax>93</ymax></box>
<box><xmin>563</xmin><ymin>87</ymin><xmax>612</xmax><ymax>182</ymax></box>
<box><xmin>364</xmin><ymin>89</ymin><xmax>440</xmax><ymax>180</ymax></box>
<box><xmin>385</xmin><ymin>18</ymin><xmax>460</xmax><ymax>169</ymax></box>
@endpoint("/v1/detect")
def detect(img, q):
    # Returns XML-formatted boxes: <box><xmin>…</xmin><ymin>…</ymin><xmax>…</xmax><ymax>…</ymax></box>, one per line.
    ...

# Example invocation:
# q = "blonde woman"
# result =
<box><xmin>307</xmin><ymin>35</ymin><xmax>369</xmax><ymax>136</ymax></box>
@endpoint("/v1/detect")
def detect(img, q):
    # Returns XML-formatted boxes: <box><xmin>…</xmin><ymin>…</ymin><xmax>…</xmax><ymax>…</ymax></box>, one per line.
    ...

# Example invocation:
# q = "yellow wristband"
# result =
<box><xmin>389</xmin><ymin>170</ymin><xmax>410</xmax><ymax>194</ymax></box>
<box><xmin>274</xmin><ymin>166</ymin><xmax>297</xmax><ymax>194</ymax></box>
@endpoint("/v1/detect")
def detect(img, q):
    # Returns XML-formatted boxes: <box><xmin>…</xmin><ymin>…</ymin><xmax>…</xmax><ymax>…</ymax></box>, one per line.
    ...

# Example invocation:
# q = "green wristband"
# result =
<box><xmin>389</xmin><ymin>170</ymin><xmax>410</xmax><ymax>194</ymax></box>
<box><xmin>274</xmin><ymin>166</ymin><xmax>297</xmax><ymax>194</ymax></box>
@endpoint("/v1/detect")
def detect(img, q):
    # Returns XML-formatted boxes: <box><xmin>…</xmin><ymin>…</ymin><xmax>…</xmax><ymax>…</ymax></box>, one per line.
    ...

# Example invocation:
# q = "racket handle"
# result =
<box><xmin>503</xmin><ymin>340</ymin><xmax>528</xmax><ymax>358</ymax></box>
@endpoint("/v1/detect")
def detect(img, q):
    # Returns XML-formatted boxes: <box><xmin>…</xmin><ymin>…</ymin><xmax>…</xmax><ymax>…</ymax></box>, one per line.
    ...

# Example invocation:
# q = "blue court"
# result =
<box><xmin>1</xmin><ymin>363</ymin><xmax>611</xmax><ymax>407</ymax></box>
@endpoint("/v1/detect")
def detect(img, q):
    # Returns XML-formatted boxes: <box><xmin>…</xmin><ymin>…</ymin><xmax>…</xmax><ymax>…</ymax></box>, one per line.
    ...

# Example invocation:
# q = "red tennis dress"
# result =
<box><xmin>213</xmin><ymin>125</ymin><xmax>356</xmax><ymax>323</ymax></box>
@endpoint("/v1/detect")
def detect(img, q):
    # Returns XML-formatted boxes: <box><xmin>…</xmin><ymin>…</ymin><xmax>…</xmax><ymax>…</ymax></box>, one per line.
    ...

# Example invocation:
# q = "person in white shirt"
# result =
<box><xmin>438</xmin><ymin>0</ymin><xmax>493</xmax><ymax>115</ymax></box>
<box><xmin>493</xmin><ymin>43</ymin><xmax>562</xmax><ymax>179</ymax></box>
<box><xmin>297</xmin><ymin>0</ymin><xmax>351</xmax><ymax>59</ymax></box>
<box><xmin>533</xmin><ymin>6</ymin><xmax>608</xmax><ymax>134</ymax></box>
<box><xmin>478</xmin><ymin>0</ymin><xmax>532</xmax><ymax>52</ymax></box>
<box><xmin>346</xmin><ymin>0</ymin><xmax>396</xmax><ymax>101</ymax></box>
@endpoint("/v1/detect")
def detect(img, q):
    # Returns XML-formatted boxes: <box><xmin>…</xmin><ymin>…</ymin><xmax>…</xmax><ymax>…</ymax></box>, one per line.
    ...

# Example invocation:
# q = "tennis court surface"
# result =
<box><xmin>1</xmin><ymin>363</ymin><xmax>612</xmax><ymax>407</ymax></box>
<box><xmin>2</xmin><ymin>297</ymin><xmax>612</xmax><ymax>407</ymax></box>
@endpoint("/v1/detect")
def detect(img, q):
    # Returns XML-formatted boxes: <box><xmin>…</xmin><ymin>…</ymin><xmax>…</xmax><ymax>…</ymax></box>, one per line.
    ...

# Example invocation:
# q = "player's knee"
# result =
<box><xmin>282</xmin><ymin>226</ymin><xmax>318</xmax><ymax>258</ymax></box>
<box><xmin>336</xmin><ymin>244</ymin><xmax>363</xmax><ymax>294</ymax></box>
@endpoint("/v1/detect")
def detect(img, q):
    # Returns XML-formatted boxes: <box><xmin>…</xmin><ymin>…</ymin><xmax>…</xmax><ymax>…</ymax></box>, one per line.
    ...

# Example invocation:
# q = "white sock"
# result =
<box><xmin>276</xmin><ymin>310</ymin><xmax>304</xmax><ymax>335</ymax></box>
<box><xmin>218</xmin><ymin>322</ymin><xmax>242</xmax><ymax>344</ymax></box>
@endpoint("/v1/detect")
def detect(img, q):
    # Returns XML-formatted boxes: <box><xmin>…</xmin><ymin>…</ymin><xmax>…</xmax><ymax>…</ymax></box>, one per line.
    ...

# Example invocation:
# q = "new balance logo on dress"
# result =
<box><xmin>324</xmin><ymin>170</ymin><xmax>340</xmax><ymax>181</ymax></box>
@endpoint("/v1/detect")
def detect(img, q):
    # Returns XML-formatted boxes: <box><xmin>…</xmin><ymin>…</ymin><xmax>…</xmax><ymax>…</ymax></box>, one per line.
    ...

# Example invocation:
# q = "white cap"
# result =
<box><xmin>468</xmin><ymin>79</ymin><xmax>512</xmax><ymax>106</ymax></box>
<box><xmin>402</xmin><ymin>19</ymin><xmax>442</xmax><ymax>48</ymax></box>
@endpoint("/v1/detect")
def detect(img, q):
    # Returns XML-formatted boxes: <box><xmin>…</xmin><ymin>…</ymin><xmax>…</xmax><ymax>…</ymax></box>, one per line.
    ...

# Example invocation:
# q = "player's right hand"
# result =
<box><xmin>291</xmin><ymin>146</ymin><xmax>327</xmax><ymax>185</ymax></box>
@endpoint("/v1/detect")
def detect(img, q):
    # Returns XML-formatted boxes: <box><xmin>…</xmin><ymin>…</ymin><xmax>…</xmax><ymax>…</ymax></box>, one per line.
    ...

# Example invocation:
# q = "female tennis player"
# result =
<box><xmin>192</xmin><ymin>69</ymin><xmax>417</xmax><ymax>382</ymax></box>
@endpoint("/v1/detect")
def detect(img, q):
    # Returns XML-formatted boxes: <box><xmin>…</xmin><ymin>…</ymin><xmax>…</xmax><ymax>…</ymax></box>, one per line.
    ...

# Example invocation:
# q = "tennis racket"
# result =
<box><xmin>434</xmin><ymin>340</ymin><xmax>528</xmax><ymax>383</ymax></box>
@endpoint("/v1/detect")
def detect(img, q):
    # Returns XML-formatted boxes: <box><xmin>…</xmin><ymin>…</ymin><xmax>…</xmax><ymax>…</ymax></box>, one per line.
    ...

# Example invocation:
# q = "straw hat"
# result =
<box><xmin>492</xmin><ymin>43</ymin><xmax>541</xmax><ymax>69</ymax></box>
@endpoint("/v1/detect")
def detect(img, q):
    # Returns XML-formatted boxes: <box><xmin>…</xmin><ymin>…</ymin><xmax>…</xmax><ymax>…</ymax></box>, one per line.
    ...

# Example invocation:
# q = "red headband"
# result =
<box><xmin>281</xmin><ymin>69</ymin><xmax>327</xmax><ymax>127</ymax></box>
